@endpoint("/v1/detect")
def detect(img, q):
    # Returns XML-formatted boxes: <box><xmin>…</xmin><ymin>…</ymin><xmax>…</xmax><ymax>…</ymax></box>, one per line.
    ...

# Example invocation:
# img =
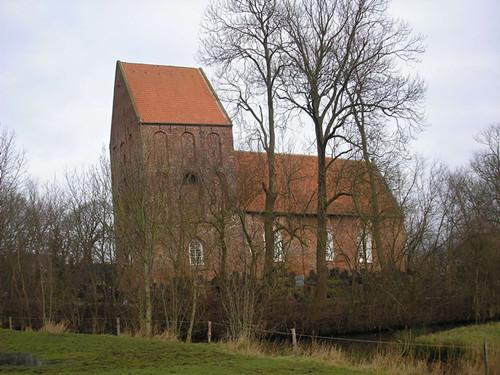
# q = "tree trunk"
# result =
<box><xmin>186</xmin><ymin>278</ymin><xmax>198</xmax><ymax>343</ymax></box>
<box><xmin>353</xmin><ymin>100</ymin><xmax>387</xmax><ymax>272</ymax></box>
<box><xmin>263</xmin><ymin>58</ymin><xmax>277</xmax><ymax>283</ymax></box>
<box><xmin>315</xmin><ymin>145</ymin><xmax>328</xmax><ymax>301</ymax></box>
<box><xmin>219</xmin><ymin>229</ymin><xmax>228</xmax><ymax>281</ymax></box>
<box><xmin>143</xmin><ymin>261</ymin><xmax>153</xmax><ymax>337</ymax></box>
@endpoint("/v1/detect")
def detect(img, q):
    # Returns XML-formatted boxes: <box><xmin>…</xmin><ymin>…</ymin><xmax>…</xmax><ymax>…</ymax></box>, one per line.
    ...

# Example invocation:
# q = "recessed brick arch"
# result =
<box><xmin>153</xmin><ymin>131</ymin><xmax>168</xmax><ymax>165</ymax></box>
<box><xmin>181</xmin><ymin>131</ymin><xmax>196</xmax><ymax>166</ymax></box>
<box><xmin>208</xmin><ymin>132</ymin><xmax>222</xmax><ymax>163</ymax></box>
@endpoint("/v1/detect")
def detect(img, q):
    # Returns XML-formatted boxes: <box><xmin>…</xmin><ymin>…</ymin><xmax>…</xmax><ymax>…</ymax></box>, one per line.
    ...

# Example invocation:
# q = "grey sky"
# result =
<box><xmin>1</xmin><ymin>0</ymin><xmax>499</xmax><ymax>182</ymax></box>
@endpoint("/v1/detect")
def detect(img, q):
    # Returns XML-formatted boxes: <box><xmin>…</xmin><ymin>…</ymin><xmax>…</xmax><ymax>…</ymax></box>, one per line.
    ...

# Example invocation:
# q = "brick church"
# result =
<box><xmin>109</xmin><ymin>61</ymin><xmax>404</xmax><ymax>281</ymax></box>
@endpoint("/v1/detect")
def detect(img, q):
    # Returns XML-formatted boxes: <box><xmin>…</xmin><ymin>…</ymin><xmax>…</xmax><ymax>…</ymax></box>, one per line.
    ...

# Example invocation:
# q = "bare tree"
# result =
<box><xmin>113</xmin><ymin>146</ymin><xmax>168</xmax><ymax>336</ymax></box>
<box><xmin>0</xmin><ymin>125</ymin><xmax>25</xmax><ymax>258</ymax></box>
<box><xmin>0</xmin><ymin>125</ymin><xmax>27</xmax><ymax>323</ymax></box>
<box><xmin>0</xmin><ymin>125</ymin><xmax>25</xmax><ymax>195</ymax></box>
<box><xmin>199</xmin><ymin>0</ymin><xmax>287</xmax><ymax>281</ymax></box>
<box><xmin>470</xmin><ymin>124</ymin><xmax>500</xmax><ymax>229</ymax></box>
<box><xmin>65</xmin><ymin>150</ymin><xmax>115</xmax><ymax>332</ymax></box>
<box><xmin>280</xmin><ymin>0</ymin><xmax>423</xmax><ymax>299</ymax></box>
<box><xmin>344</xmin><ymin>7</ymin><xmax>424</xmax><ymax>270</ymax></box>
<box><xmin>392</xmin><ymin>158</ymin><xmax>450</xmax><ymax>270</ymax></box>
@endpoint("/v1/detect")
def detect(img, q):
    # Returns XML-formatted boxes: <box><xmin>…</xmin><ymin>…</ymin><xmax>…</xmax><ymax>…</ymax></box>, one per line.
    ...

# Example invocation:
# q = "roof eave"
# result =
<box><xmin>139</xmin><ymin>121</ymin><xmax>232</xmax><ymax>128</ymax></box>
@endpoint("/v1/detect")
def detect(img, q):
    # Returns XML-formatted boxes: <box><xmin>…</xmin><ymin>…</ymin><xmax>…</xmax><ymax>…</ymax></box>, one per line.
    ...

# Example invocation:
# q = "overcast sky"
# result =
<box><xmin>1</xmin><ymin>0</ymin><xmax>499</xmax><ymax>182</ymax></box>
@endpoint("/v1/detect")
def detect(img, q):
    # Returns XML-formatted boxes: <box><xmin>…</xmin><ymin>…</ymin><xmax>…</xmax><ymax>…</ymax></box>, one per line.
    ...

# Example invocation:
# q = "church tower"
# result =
<box><xmin>109</xmin><ymin>61</ymin><xmax>236</xmax><ymax>277</ymax></box>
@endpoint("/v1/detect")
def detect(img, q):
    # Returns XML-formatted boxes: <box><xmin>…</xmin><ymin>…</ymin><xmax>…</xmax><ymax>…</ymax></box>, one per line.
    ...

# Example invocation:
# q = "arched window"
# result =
<box><xmin>358</xmin><ymin>229</ymin><xmax>373</xmax><ymax>264</ymax></box>
<box><xmin>273</xmin><ymin>226</ymin><xmax>284</xmax><ymax>263</ymax></box>
<box><xmin>189</xmin><ymin>239</ymin><xmax>204</xmax><ymax>267</ymax></box>
<box><xmin>326</xmin><ymin>230</ymin><xmax>334</xmax><ymax>261</ymax></box>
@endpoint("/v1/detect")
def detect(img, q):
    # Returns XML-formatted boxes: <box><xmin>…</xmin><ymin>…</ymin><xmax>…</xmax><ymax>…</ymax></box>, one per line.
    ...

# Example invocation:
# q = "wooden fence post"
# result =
<box><xmin>116</xmin><ymin>317</ymin><xmax>121</xmax><ymax>336</ymax></box>
<box><xmin>483</xmin><ymin>338</ymin><xmax>488</xmax><ymax>375</ymax></box>
<box><xmin>208</xmin><ymin>321</ymin><xmax>212</xmax><ymax>343</ymax></box>
<box><xmin>291</xmin><ymin>328</ymin><xmax>298</xmax><ymax>354</ymax></box>
<box><xmin>9</xmin><ymin>316</ymin><xmax>13</xmax><ymax>330</ymax></box>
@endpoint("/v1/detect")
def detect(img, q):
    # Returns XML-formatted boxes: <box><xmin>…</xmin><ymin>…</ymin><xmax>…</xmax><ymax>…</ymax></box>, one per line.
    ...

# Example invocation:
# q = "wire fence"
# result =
<box><xmin>1</xmin><ymin>314</ymin><xmax>498</xmax><ymax>354</ymax></box>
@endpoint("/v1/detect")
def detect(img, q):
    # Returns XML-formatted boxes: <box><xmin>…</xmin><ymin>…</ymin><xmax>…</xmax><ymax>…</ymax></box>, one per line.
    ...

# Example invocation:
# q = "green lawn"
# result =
<box><xmin>0</xmin><ymin>329</ymin><xmax>373</xmax><ymax>375</ymax></box>
<box><xmin>414</xmin><ymin>322</ymin><xmax>500</xmax><ymax>350</ymax></box>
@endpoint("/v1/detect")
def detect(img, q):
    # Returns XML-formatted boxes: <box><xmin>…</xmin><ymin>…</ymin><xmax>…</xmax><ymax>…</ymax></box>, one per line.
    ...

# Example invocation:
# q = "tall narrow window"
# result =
<box><xmin>189</xmin><ymin>239</ymin><xmax>204</xmax><ymax>267</ymax></box>
<box><xmin>358</xmin><ymin>229</ymin><xmax>373</xmax><ymax>264</ymax></box>
<box><xmin>326</xmin><ymin>230</ymin><xmax>334</xmax><ymax>261</ymax></box>
<box><xmin>263</xmin><ymin>225</ymin><xmax>285</xmax><ymax>262</ymax></box>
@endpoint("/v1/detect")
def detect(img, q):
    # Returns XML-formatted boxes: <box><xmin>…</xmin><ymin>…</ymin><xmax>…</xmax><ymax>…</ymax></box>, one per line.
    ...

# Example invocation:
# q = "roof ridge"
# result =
<box><xmin>234</xmin><ymin>150</ymin><xmax>355</xmax><ymax>162</ymax></box>
<box><xmin>119</xmin><ymin>60</ymin><xmax>199</xmax><ymax>70</ymax></box>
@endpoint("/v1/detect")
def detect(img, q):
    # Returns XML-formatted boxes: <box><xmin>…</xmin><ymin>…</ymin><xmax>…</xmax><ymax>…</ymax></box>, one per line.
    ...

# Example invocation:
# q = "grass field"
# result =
<box><xmin>0</xmin><ymin>329</ymin><xmax>372</xmax><ymax>375</ymax></box>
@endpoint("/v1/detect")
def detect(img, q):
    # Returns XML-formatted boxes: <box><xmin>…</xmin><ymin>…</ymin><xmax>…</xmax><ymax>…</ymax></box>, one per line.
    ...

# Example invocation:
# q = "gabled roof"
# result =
<box><xmin>119</xmin><ymin>61</ymin><xmax>231</xmax><ymax>126</ymax></box>
<box><xmin>235</xmin><ymin>151</ymin><xmax>400</xmax><ymax>217</ymax></box>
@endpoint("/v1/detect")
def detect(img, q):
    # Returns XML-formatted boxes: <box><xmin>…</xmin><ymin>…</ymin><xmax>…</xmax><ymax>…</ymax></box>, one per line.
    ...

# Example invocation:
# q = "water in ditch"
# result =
<box><xmin>0</xmin><ymin>353</ymin><xmax>42</xmax><ymax>367</ymax></box>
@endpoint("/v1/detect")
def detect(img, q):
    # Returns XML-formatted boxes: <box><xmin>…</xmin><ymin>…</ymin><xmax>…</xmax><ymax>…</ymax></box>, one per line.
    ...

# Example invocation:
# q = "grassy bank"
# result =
<box><xmin>410</xmin><ymin>322</ymin><xmax>500</xmax><ymax>369</ymax></box>
<box><xmin>0</xmin><ymin>329</ymin><xmax>369</xmax><ymax>375</ymax></box>
<box><xmin>415</xmin><ymin>322</ymin><xmax>500</xmax><ymax>349</ymax></box>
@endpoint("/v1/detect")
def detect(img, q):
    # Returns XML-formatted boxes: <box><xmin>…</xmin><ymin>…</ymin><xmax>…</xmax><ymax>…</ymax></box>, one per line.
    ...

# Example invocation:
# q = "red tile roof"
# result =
<box><xmin>119</xmin><ymin>61</ymin><xmax>231</xmax><ymax>126</ymax></box>
<box><xmin>235</xmin><ymin>151</ymin><xmax>399</xmax><ymax>216</ymax></box>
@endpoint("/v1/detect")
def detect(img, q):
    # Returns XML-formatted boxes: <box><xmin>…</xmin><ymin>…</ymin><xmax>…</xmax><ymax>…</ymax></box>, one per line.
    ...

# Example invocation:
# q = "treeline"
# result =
<box><xmin>0</xmin><ymin>129</ymin><xmax>118</xmax><ymax>333</ymax></box>
<box><xmin>0</xmin><ymin>122</ymin><xmax>498</xmax><ymax>337</ymax></box>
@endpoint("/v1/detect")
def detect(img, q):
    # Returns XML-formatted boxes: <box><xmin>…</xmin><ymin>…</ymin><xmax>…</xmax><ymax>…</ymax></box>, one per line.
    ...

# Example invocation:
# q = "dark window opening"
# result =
<box><xmin>183</xmin><ymin>172</ymin><xmax>198</xmax><ymax>185</ymax></box>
